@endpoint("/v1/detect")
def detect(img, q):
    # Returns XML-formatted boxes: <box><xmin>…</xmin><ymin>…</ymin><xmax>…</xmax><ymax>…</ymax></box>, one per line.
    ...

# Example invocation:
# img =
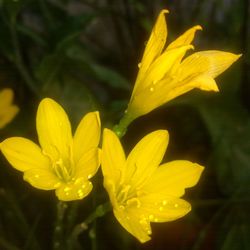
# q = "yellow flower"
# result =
<box><xmin>126</xmin><ymin>9</ymin><xmax>241</xmax><ymax>120</ymax></box>
<box><xmin>0</xmin><ymin>98</ymin><xmax>101</xmax><ymax>201</ymax></box>
<box><xmin>102</xmin><ymin>128</ymin><xmax>204</xmax><ymax>243</ymax></box>
<box><xmin>0</xmin><ymin>88</ymin><xmax>19</xmax><ymax>129</ymax></box>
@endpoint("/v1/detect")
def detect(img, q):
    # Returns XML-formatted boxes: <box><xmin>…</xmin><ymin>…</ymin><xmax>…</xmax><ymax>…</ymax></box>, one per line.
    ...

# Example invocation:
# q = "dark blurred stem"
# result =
<box><xmin>10</xmin><ymin>17</ymin><xmax>39</xmax><ymax>96</ymax></box>
<box><xmin>0</xmin><ymin>237</ymin><xmax>20</xmax><ymax>250</ymax></box>
<box><xmin>90</xmin><ymin>190</ymin><xmax>98</xmax><ymax>250</ymax></box>
<box><xmin>53</xmin><ymin>201</ymin><xmax>68</xmax><ymax>250</ymax></box>
<box><xmin>39</xmin><ymin>0</ymin><xmax>55</xmax><ymax>28</ymax></box>
<box><xmin>68</xmin><ymin>202</ymin><xmax>111</xmax><ymax>249</ymax></box>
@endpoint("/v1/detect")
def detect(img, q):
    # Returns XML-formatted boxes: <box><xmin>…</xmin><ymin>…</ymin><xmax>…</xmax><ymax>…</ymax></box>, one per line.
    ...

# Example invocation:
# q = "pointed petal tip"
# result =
<box><xmin>161</xmin><ymin>9</ymin><xmax>169</xmax><ymax>14</ymax></box>
<box><xmin>194</xmin><ymin>162</ymin><xmax>205</xmax><ymax>172</ymax></box>
<box><xmin>194</xmin><ymin>25</ymin><xmax>203</xmax><ymax>31</ymax></box>
<box><xmin>40</xmin><ymin>97</ymin><xmax>54</xmax><ymax>105</ymax></box>
<box><xmin>235</xmin><ymin>53</ymin><xmax>242</xmax><ymax>60</ymax></box>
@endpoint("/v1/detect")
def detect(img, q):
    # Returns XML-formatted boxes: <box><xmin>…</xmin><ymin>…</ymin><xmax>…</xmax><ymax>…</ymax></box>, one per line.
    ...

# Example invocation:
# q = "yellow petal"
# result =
<box><xmin>101</xmin><ymin>129</ymin><xmax>126</xmax><ymax>184</ymax></box>
<box><xmin>55</xmin><ymin>178</ymin><xmax>92</xmax><ymax>201</ymax></box>
<box><xmin>0</xmin><ymin>137</ymin><xmax>50</xmax><ymax>172</ymax></box>
<box><xmin>75</xmin><ymin>148</ymin><xmax>101</xmax><ymax>180</ymax></box>
<box><xmin>131</xmin><ymin>45</ymin><xmax>193</xmax><ymax>100</ymax></box>
<box><xmin>73</xmin><ymin>111</ymin><xmax>101</xmax><ymax>164</ymax></box>
<box><xmin>132</xmin><ymin>9</ymin><xmax>169</xmax><ymax>96</ymax></box>
<box><xmin>126</xmin><ymin>130</ymin><xmax>169</xmax><ymax>188</ymax></box>
<box><xmin>167</xmin><ymin>25</ymin><xmax>202</xmax><ymax>50</ymax></box>
<box><xmin>192</xmin><ymin>75</ymin><xmax>219</xmax><ymax>92</ymax></box>
<box><xmin>144</xmin><ymin>45</ymin><xmax>194</xmax><ymax>85</ymax></box>
<box><xmin>140</xmin><ymin>194</ymin><xmax>191</xmax><ymax>222</ymax></box>
<box><xmin>113</xmin><ymin>209</ymin><xmax>151</xmax><ymax>243</ymax></box>
<box><xmin>143</xmin><ymin>160</ymin><xmax>204</xmax><ymax>197</ymax></box>
<box><xmin>23</xmin><ymin>168</ymin><xmax>61</xmax><ymax>190</ymax></box>
<box><xmin>36</xmin><ymin>98</ymin><xmax>72</xmax><ymax>161</ymax></box>
<box><xmin>0</xmin><ymin>88</ymin><xmax>14</xmax><ymax>109</ymax></box>
<box><xmin>0</xmin><ymin>105</ymin><xmax>19</xmax><ymax>129</ymax></box>
<box><xmin>179</xmin><ymin>50</ymin><xmax>241</xmax><ymax>80</ymax></box>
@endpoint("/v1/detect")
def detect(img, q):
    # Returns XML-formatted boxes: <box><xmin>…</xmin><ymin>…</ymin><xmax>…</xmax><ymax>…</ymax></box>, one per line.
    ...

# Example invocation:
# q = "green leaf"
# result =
<box><xmin>217</xmin><ymin>205</ymin><xmax>250</xmax><ymax>250</ymax></box>
<box><xmin>90</xmin><ymin>64</ymin><xmax>130</xmax><ymax>91</ymax></box>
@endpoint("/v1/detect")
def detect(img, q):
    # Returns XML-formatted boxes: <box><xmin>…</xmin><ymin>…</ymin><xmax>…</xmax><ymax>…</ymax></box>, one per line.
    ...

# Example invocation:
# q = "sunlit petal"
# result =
<box><xmin>0</xmin><ymin>137</ymin><xmax>50</xmax><ymax>172</ymax></box>
<box><xmin>132</xmin><ymin>9</ymin><xmax>168</xmax><ymax>96</ymax></box>
<box><xmin>75</xmin><ymin>148</ymin><xmax>101</xmax><ymax>180</ymax></box>
<box><xmin>55</xmin><ymin>178</ymin><xmax>92</xmax><ymax>201</ymax></box>
<box><xmin>114</xmin><ymin>209</ymin><xmax>151</xmax><ymax>243</ymax></box>
<box><xmin>140</xmin><ymin>194</ymin><xmax>191</xmax><ymax>222</ymax></box>
<box><xmin>143</xmin><ymin>160</ymin><xmax>204</xmax><ymax>197</ymax></box>
<box><xmin>179</xmin><ymin>50</ymin><xmax>241</xmax><ymax>79</ymax></box>
<box><xmin>36</xmin><ymin>98</ymin><xmax>72</xmax><ymax>161</ymax></box>
<box><xmin>24</xmin><ymin>168</ymin><xmax>61</xmax><ymax>190</ymax></box>
<box><xmin>73</xmin><ymin>111</ymin><xmax>101</xmax><ymax>163</ymax></box>
<box><xmin>167</xmin><ymin>25</ymin><xmax>202</xmax><ymax>50</ymax></box>
<box><xmin>102</xmin><ymin>129</ymin><xmax>126</xmax><ymax>183</ymax></box>
<box><xmin>126</xmin><ymin>130</ymin><xmax>169</xmax><ymax>188</ymax></box>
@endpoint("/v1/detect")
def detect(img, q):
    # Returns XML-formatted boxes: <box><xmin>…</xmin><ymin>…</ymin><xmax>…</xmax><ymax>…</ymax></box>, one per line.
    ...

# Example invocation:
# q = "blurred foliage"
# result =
<box><xmin>0</xmin><ymin>0</ymin><xmax>249</xmax><ymax>250</ymax></box>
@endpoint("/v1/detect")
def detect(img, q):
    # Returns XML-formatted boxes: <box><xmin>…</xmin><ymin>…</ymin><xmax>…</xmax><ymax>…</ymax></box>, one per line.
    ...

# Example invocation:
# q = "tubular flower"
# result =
<box><xmin>0</xmin><ymin>88</ymin><xmax>19</xmax><ymax>129</ymax></box>
<box><xmin>0</xmin><ymin>98</ymin><xmax>101</xmax><ymax>201</ymax></box>
<box><xmin>126</xmin><ymin>9</ymin><xmax>241</xmax><ymax>120</ymax></box>
<box><xmin>102</xmin><ymin>129</ymin><xmax>204</xmax><ymax>243</ymax></box>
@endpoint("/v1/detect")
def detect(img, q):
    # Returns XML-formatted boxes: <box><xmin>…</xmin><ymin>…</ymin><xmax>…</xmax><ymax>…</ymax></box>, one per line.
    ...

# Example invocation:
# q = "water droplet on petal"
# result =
<box><xmin>159</xmin><ymin>206</ymin><xmax>164</xmax><ymax>211</ymax></box>
<box><xmin>138</xmin><ymin>63</ymin><xmax>142</xmax><ymax>68</ymax></box>
<box><xmin>154</xmin><ymin>218</ymin><xmax>159</xmax><ymax>222</ymax></box>
<box><xmin>64</xmin><ymin>187</ymin><xmax>70</xmax><ymax>192</ymax></box>
<box><xmin>87</xmin><ymin>174</ymin><xmax>92</xmax><ymax>179</ymax></box>
<box><xmin>53</xmin><ymin>182</ymin><xmax>61</xmax><ymax>188</ymax></box>
<box><xmin>162</xmin><ymin>200</ymin><xmax>168</xmax><ymax>206</ymax></box>
<box><xmin>149</xmin><ymin>214</ymin><xmax>154</xmax><ymax>220</ymax></box>
<box><xmin>77</xmin><ymin>189</ymin><xmax>84</xmax><ymax>198</ymax></box>
<box><xmin>174</xmin><ymin>203</ymin><xmax>179</xmax><ymax>208</ymax></box>
<box><xmin>152</xmin><ymin>80</ymin><xmax>157</xmax><ymax>85</ymax></box>
<box><xmin>34</xmin><ymin>174</ymin><xmax>39</xmax><ymax>178</ymax></box>
<box><xmin>150</xmin><ymin>87</ymin><xmax>154</xmax><ymax>92</ymax></box>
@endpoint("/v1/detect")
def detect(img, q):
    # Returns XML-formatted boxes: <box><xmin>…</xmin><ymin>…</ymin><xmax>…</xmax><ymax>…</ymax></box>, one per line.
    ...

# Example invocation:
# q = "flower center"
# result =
<box><xmin>53</xmin><ymin>158</ymin><xmax>73</xmax><ymax>182</ymax></box>
<box><xmin>116</xmin><ymin>184</ymin><xmax>141</xmax><ymax>210</ymax></box>
<box><xmin>42</xmin><ymin>145</ymin><xmax>74</xmax><ymax>183</ymax></box>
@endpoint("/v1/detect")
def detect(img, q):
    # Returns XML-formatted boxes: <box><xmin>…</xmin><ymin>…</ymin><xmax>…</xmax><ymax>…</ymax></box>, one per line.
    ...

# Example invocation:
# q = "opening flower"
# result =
<box><xmin>125</xmin><ymin>9</ymin><xmax>241</xmax><ymax>121</ymax></box>
<box><xmin>0</xmin><ymin>98</ymin><xmax>101</xmax><ymax>201</ymax></box>
<box><xmin>0</xmin><ymin>88</ymin><xmax>19</xmax><ymax>129</ymax></box>
<box><xmin>102</xmin><ymin>128</ymin><xmax>204</xmax><ymax>243</ymax></box>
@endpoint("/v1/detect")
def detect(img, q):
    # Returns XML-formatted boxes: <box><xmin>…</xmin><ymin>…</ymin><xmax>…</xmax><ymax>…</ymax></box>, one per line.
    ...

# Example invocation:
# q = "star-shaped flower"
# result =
<box><xmin>0</xmin><ymin>88</ymin><xmax>19</xmax><ymax>129</ymax></box>
<box><xmin>102</xmin><ymin>128</ymin><xmax>204</xmax><ymax>242</ymax></box>
<box><xmin>0</xmin><ymin>98</ymin><xmax>101</xmax><ymax>201</ymax></box>
<box><xmin>125</xmin><ymin>9</ymin><xmax>241</xmax><ymax>121</ymax></box>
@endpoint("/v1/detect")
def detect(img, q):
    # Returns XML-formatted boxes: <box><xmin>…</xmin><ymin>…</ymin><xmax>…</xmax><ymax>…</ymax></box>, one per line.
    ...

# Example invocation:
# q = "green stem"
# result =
<box><xmin>38</xmin><ymin>0</ymin><xmax>55</xmax><ymax>28</ymax></box>
<box><xmin>53</xmin><ymin>201</ymin><xmax>68</xmax><ymax>250</ymax></box>
<box><xmin>113</xmin><ymin>112</ymin><xmax>135</xmax><ymax>138</ymax></box>
<box><xmin>68</xmin><ymin>202</ymin><xmax>111</xmax><ymax>249</ymax></box>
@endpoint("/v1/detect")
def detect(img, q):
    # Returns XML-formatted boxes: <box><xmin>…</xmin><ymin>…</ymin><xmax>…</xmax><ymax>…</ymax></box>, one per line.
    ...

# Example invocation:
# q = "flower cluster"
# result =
<box><xmin>0</xmin><ymin>9</ymin><xmax>240</xmax><ymax>243</ymax></box>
